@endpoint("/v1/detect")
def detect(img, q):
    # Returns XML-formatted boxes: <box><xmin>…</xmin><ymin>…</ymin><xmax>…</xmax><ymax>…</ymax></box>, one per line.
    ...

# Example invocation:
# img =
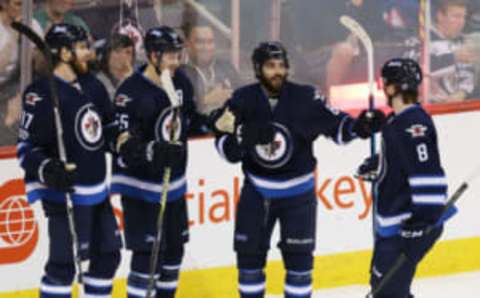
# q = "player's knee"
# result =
<box><xmin>237</xmin><ymin>253</ymin><xmax>267</xmax><ymax>269</ymax></box>
<box><xmin>44</xmin><ymin>262</ymin><xmax>76</xmax><ymax>285</ymax></box>
<box><xmin>89</xmin><ymin>250</ymin><xmax>121</xmax><ymax>278</ymax></box>
<box><xmin>282</xmin><ymin>251</ymin><xmax>313</xmax><ymax>272</ymax></box>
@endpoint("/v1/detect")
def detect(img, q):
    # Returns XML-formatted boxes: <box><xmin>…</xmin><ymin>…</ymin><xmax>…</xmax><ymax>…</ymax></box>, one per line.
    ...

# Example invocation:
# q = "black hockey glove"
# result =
<box><xmin>355</xmin><ymin>154</ymin><xmax>380</xmax><ymax>182</ymax></box>
<box><xmin>239</xmin><ymin>122</ymin><xmax>275</xmax><ymax>147</ymax></box>
<box><xmin>39</xmin><ymin>159</ymin><xmax>77</xmax><ymax>192</ymax></box>
<box><xmin>148</xmin><ymin>141</ymin><xmax>185</xmax><ymax>171</ymax></box>
<box><xmin>400</xmin><ymin>221</ymin><xmax>442</xmax><ymax>263</ymax></box>
<box><xmin>118</xmin><ymin>135</ymin><xmax>149</xmax><ymax>168</ymax></box>
<box><xmin>352</xmin><ymin>109</ymin><xmax>386</xmax><ymax>139</ymax></box>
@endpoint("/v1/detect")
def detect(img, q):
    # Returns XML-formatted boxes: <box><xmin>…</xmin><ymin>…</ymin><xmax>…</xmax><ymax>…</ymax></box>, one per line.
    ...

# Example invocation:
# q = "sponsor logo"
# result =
<box><xmin>0</xmin><ymin>179</ymin><xmax>39</xmax><ymax>264</ymax></box>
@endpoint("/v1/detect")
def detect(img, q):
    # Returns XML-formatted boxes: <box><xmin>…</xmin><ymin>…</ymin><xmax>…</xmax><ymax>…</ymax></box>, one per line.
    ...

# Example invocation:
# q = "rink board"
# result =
<box><xmin>0</xmin><ymin>111</ymin><xmax>479</xmax><ymax>297</ymax></box>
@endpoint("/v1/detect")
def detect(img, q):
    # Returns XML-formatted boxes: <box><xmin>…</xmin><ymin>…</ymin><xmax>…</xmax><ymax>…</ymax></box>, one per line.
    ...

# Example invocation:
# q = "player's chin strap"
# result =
<box><xmin>365</xmin><ymin>164</ymin><xmax>480</xmax><ymax>298</ymax></box>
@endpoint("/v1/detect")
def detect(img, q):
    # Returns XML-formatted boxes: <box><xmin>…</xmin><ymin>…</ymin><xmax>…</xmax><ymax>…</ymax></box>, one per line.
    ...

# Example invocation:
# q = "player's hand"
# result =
<box><xmin>208</xmin><ymin>106</ymin><xmax>236</xmax><ymax>134</ymax></box>
<box><xmin>40</xmin><ymin>159</ymin><xmax>77</xmax><ymax>192</ymax></box>
<box><xmin>355</xmin><ymin>154</ymin><xmax>379</xmax><ymax>182</ymax></box>
<box><xmin>400</xmin><ymin>220</ymin><xmax>443</xmax><ymax>263</ymax></box>
<box><xmin>353</xmin><ymin>109</ymin><xmax>386</xmax><ymax>139</ymax></box>
<box><xmin>239</xmin><ymin>122</ymin><xmax>275</xmax><ymax>147</ymax></box>
<box><xmin>149</xmin><ymin>141</ymin><xmax>185</xmax><ymax>171</ymax></box>
<box><xmin>118</xmin><ymin>135</ymin><xmax>149</xmax><ymax>168</ymax></box>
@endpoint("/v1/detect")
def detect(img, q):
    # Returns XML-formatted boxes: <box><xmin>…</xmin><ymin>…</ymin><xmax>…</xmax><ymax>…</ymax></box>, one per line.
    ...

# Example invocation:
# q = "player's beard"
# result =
<box><xmin>72</xmin><ymin>59</ymin><xmax>89</xmax><ymax>75</ymax></box>
<box><xmin>261</xmin><ymin>73</ymin><xmax>287</xmax><ymax>96</ymax></box>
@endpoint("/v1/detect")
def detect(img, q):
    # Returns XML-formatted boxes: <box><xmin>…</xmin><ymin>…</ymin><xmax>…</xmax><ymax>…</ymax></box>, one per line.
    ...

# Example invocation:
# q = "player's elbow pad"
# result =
<box><xmin>216</xmin><ymin>135</ymin><xmax>243</xmax><ymax>163</ymax></box>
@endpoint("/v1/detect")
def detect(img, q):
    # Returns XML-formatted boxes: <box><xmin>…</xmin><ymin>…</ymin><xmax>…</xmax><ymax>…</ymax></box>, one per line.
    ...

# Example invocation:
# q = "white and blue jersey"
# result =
<box><xmin>215</xmin><ymin>81</ymin><xmax>358</xmax><ymax>199</ymax></box>
<box><xmin>374</xmin><ymin>104</ymin><xmax>457</xmax><ymax>237</ymax></box>
<box><xmin>17</xmin><ymin>74</ymin><xmax>116</xmax><ymax>206</ymax></box>
<box><xmin>111</xmin><ymin>66</ymin><xmax>197</xmax><ymax>203</ymax></box>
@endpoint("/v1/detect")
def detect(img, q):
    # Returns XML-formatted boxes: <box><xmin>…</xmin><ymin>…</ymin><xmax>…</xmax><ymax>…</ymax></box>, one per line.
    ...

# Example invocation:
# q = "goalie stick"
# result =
<box><xmin>10</xmin><ymin>21</ymin><xmax>85</xmax><ymax>288</ymax></box>
<box><xmin>366</xmin><ymin>164</ymin><xmax>480</xmax><ymax>297</ymax></box>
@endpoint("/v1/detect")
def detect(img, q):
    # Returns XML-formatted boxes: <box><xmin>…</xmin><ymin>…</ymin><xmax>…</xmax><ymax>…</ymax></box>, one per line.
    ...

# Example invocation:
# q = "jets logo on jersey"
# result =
<box><xmin>114</xmin><ymin>94</ymin><xmax>132</xmax><ymax>107</ymax></box>
<box><xmin>155</xmin><ymin>107</ymin><xmax>182</xmax><ymax>142</ymax></box>
<box><xmin>406</xmin><ymin>124</ymin><xmax>428</xmax><ymax>138</ymax></box>
<box><xmin>252</xmin><ymin>123</ymin><xmax>293</xmax><ymax>169</ymax></box>
<box><xmin>25</xmin><ymin>93</ymin><xmax>42</xmax><ymax>106</ymax></box>
<box><xmin>75</xmin><ymin>104</ymin><xmax>104</xmax><ymax>151</ymax></box>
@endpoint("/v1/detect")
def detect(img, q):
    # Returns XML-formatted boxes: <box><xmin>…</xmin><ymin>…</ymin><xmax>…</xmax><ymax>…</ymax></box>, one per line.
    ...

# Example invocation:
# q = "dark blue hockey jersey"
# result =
<box><xmin>215</xmin><ymin>81</ymin><xmax>358</xmax><ymax>199</ymax></box>
<box><xmin>374</xmin><ymin>104</ymin><xmax>457</xmax><ymax>237</ymax></box>
<box><xmin>17</xmin><ymin>74</ymin><xmax>115</xmax><ymax>205</ymax></box>
<box><xmin>111</xmin><ymin>66</ymin><xmax>197</xmax><ymax>203</ymax></box>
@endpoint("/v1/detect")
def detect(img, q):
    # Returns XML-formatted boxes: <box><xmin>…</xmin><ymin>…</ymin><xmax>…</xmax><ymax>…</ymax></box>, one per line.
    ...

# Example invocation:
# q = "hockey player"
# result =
<box><xmin>357</xmin><ymin>58</ymin><xmax>457</xmax><ymax>298</ymax></box>
<box><xmin>111</xmin><ymin>26</ymin><xmax>197</xmax><ymax>298</ymax></box>
<box><xmin>211</xmin><ymin>41</ymin><xmax>385</xmax><ymax>298</ymax></box>
<box><xmin>17</xmin><ymin>24</ymin><xmax>122</xmax><ymax>298</ymax></box>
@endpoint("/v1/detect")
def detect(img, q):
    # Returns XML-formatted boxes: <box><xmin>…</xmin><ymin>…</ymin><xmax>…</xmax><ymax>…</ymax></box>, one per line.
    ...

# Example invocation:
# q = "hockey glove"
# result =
<box><xmin>355</xmin><ymin>154</ymin><xmax>380</xmax><ymax>182</ymax></box>
<box><xmin>148</xmin><ymin>141</ymin><xmax>186</xmax><ymax>171</ymax></box>
<box><xmin>208</xmin><ymin>106</ymin><xmax>236</xmax><ymax>134</ymax></box>
<box><xmin>39</xmin><ymin>159</ymin><xmax>77</xmax><ymax>192</ymax></box>
<box><xmin>118</xmin><ymin>135</ymin><xmax>149</xmax><ymax>168</ymax></box>
<box><xmin>400</xmin><ymin>221</ymin><xmax>442</xmax><ymax>263</ymax></box>
<box><xmin>239</xmin><ymin>122</ymin><xmax>276</xmax><ymax>147</ymax></box>
<box><xmin>352</xmin><ymin>109</ymin><xmax>386</xmax><ymax>139</ymax></box>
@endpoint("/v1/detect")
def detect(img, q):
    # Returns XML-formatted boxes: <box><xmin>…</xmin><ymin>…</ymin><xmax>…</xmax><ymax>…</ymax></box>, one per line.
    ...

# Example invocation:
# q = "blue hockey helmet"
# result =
<box><xmin>381</xmin><ymin>58</ymin><xmax>423</xmax><ymax>92</ymax></box>
<box><xmin>252</xmin><ymin>41</ymin><xmax>289</xmax><ymax>79</ymax></box>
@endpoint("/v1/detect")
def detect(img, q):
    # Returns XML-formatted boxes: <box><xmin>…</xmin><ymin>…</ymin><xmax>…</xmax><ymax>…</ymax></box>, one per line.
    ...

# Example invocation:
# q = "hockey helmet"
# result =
<box><xmin>381</xmin><ymin>58</ymin><xmax>423</xmax><ymax>92</ymax></box>
<box><xmin>144</xmin><ymin>26</ymin><xmax>183</xmax><ymax>56</ymax></box>
<box><xmin>45</xmin><ymin>23</ymin><xmax>88</xmax><ymax>57</ymax></box>
<box><xmin>252</xmin><ymin>41</ymin><xmax>289</xmax><ymax>78</ymax></box>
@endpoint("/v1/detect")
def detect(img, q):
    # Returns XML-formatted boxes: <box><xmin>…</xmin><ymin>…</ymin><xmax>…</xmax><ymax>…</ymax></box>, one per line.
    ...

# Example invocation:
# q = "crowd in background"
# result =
<box><xmin>0</xmin><ymin>0</ymin><xmax>479</xmax><ymax>146</ymax></box>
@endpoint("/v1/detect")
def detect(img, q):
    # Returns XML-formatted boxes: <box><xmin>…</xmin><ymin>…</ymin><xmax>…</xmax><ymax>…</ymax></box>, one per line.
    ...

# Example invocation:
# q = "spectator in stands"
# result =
<box><xmin>429</xmin><ymin>0</ymin><xmax>477</xmax><ymax>103</ymax></box>
<box><xmin>34</xmin><ymin>0</ymin><xmax>90</xmax><ymax>35</ymax></box>
<box><xmin>324</xmin><ymin>0</ymin><xmax>390</xmax><ymax>95</ymax></box>
<box><xmin>96</xmin><ymin>33</ymin><xmax>135</xmax><ymax>99</ymax></box>
<box><xmin>0</xmin><ymin>0</ymin><xmax>43</xmax><ymax>146</ymax></box>
<box><xmin>181</xmin><ymin>19</ymin><xmax>241</xmax><ymax>133</ymax></box>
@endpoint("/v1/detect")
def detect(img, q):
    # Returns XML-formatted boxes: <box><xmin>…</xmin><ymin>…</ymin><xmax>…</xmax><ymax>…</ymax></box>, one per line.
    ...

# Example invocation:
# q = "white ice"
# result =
<box><xmin>267</xmin><ymin>271</ymin><xmax>480</xmax><ymax>297</ymax></box>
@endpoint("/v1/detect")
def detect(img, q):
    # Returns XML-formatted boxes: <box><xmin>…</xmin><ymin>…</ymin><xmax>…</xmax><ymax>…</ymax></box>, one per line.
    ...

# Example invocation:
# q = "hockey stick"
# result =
<box><xmin>366</xmin><ymin>164</ymin><xmax>480</xmax><ymax>298</ymax></box>
<box><xmin>340</xmin><ymin>15</ymin><xmax>375</xmax><ymax>157</ymax></box>
<box><xmin>146</xmin><ymin>69</ymin><xmax>182</xmax><ymax>298</ymax></box>
<box><xmin>340</xmin><ymin>14</ymin><xmax>378</xmax><ymax>246</ymax></box>
<box><xmin>10</xmin><ymin>22</ymin><xmax>85</xmax><ymax>288</ymax></box>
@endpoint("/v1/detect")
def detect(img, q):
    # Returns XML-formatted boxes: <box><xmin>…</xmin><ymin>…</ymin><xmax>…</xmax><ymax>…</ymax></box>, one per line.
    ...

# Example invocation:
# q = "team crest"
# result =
<box><xmin>114</xmin><ymin>94</ymin><xmax>132</xmax><ymax>107</ymax></box>
<box><xmin>406</xmin><ymin>124</ymin><xmax>428</xmax><ymax>138</ymax></box>
<box><xmin>252</xmin><ymin>123</ymin><xmax>293</xmax><ymax>169</ymax></box>
<box><xmin>155</xmin><ymin>107</ymin><xmax>182</xmax><ymax>142</ymax></box>
<box><xmin>25</xmin><ymin>93</ymin><xmax>42</xmax><ymax>106</ymax></box>
<box><xmin>75</xmin><ymin>104</ymin><xmax>104</xmax><ymax>151</ymax></box>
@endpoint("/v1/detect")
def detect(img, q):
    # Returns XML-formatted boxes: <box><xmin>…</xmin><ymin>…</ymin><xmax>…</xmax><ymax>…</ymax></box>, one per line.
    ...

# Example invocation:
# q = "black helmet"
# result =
<box><xmin>144</xmin><ymin>26</ymin><xmax>183</xmax><ymax>56</ymax></box>
<box><xmin>381</xmin><ymin>58</ymin><xmax>423</xmax><ymax>92</ymax></box>
<box><xmin>252</xmin><ymin>41</ymin><xmax>289</xmax><ymax>78</ymax></box>
<box><xmin>45</xmin><ymin>23</ymin><xmax>88</xmax><ymax>57</ymax></box>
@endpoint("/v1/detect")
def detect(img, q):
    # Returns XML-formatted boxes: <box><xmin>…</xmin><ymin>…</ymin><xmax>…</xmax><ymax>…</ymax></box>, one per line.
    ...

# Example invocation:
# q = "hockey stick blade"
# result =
<box><xmin>366</xmin><ymin>164</ymin><xmax>480</xmax><ymax>297</ymax></box>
